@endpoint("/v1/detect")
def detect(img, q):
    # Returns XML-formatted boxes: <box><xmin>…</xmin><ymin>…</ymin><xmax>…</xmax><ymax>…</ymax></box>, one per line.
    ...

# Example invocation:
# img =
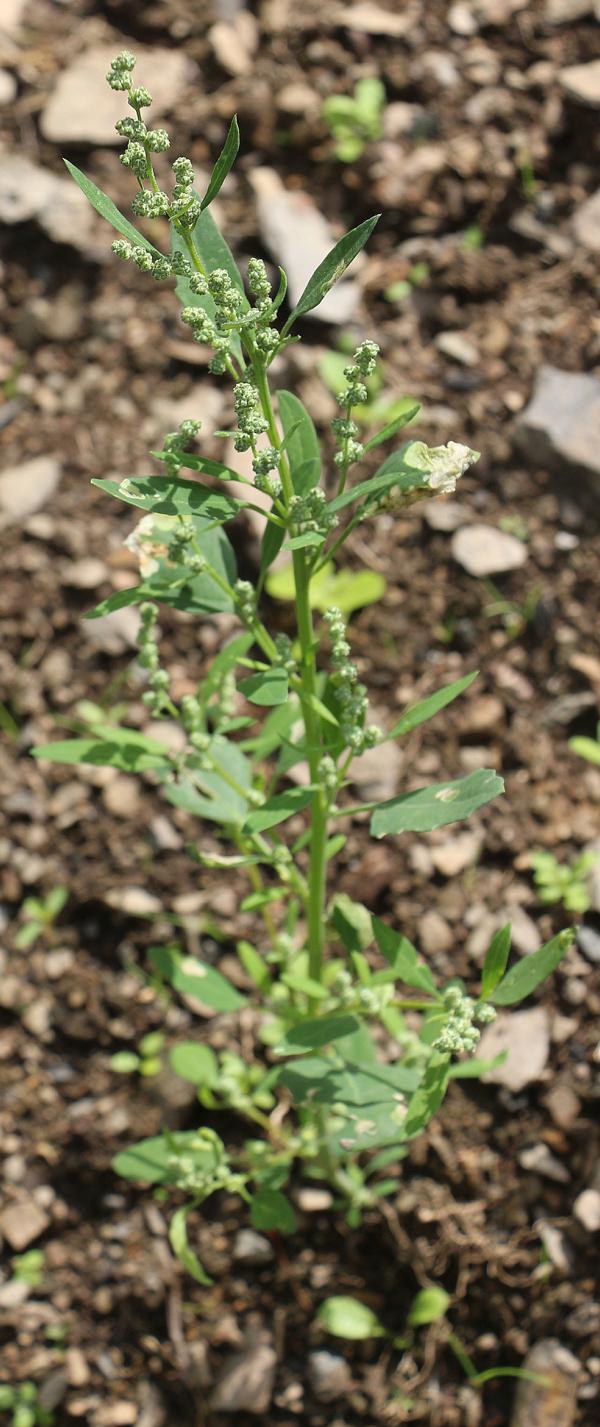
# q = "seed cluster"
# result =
<box><xmin>323</xmin><ymin>607</ymin><xmax>381</xmax><ymax>754</ymax></box>
<box><xmin>433</xmin><ymin>985</ymin><xmax>496</xmax><ymax>1055</ymax></box>
<box><xmin>137</xmin><ymin>602</ymin><xmax>171</xmax><ymax>715</ymax></box>
<box><xmin>332</xmin><ymin>340</ymin><xmax>379</xmax><ymax>472</ymax></box>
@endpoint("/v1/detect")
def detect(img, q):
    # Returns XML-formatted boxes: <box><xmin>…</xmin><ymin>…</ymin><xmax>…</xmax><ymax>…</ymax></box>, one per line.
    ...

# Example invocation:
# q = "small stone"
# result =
<box><xmin>338</xmin><ymin>1</ymin><xmax>414</xmax><ymax>35</ymax></box>
<box><xmin>0</xmin><ymin>154</ymin><xmax>94</xmax><ymax>251</ymax></box>
<box><xmin>422</xmin><ymin>499</ymin><xmax>466</xmax><ymax>532</ymax></box>
<box><xmin>45</xmin><ymin>948</ymin><xmax>75</xmax><ymax>980</ymax></box>
<box><xmin>545</xmin><ymin>0</ymin><xmax>593</xmax><ymax>18</ymax></box>
<box><xmin>460</xmin><ymin>695</ymin><xmax>504</xmax><ymax>735</ymax></box>
<box><xmin>150</xmin><ymin>815</ymin><xmax>182</xmax><ymax>851</ymax></box>
<box><xmin>418</xmin><ymin>910</ymin><xmax>453</xmax><ymax>955</ymax></box>
<box><xmin>209</xmin><ymin>1329</ymin><xmax>276</xmax><ymax>1415</ymax></box>
<box><xmin>232</xmin><ymin>1230</ymin><xmax>274</xmax><ymax>1265</ymax></box>
<box><xmin>65</xmin><ymin>558</ymin><xmax>108</xmax><ymax>589</ymax></box>
<box><xmin>573</xmin><ymin>1188</ymin><xmax>600</xmax><ymax>1233</ymax></box>
<box><xmin>448</xmin><ymin>1</ymin><xmax>479</xmax><ymax>32</ymax></box>
<box><xmin>307</xmin><ymin>1351</ymin><xmax>352</xmax><ymax>1403</ymax></box>
<box><xmin>92</xmin><ymin>1403</ymin><xmax>138</xmax><ymax>1426</ymax></box>
<box><xmin>22</xmin><ymin>997</ymin><xmax>53</xmax><ymax>1040</ymax></box>
<box><xmin>519</xmin><ymin>1143</ymin><xmax>570</xmax><ymax>1182</ymax></box>
<box><xmin>565</xmin><ymin>1301</ymin><xmax>600</xmax><ymax>1337</ymax></box>
<box><xmin>66</xmin><ymin>1349</ymin><xmax>90</xmax><ymax>1388</ymax></box>
<box><xmin>544</xmin><ymin>1083</ymin><xmax>581</xmax><ymax>1130</ymax></box>
<box><xmin>510</xmin><ymin>1340</ymin><xmax>578</xmax><ymax>1427</ymax></box>
<box><xmin>0</xmin><ymin>1279</ymin><xmax>31</xmax><ymax>1309</ymax></box>
<box><xmin>0</xmin><ymin>1198</ymin><xmax>50</xmax><ymax>1250</ymax></box>
<box><xmin>577</xmin><ymin>924</ymin><xmax>600</xmax><ymax>964</ymax></box>
<box><xmin>350</xmin><ymin>735</ymin><xmax>403</xmax><ymax>802</ymax></box>
<box><xmin>250</xmin><ymin>168</ymin><xmax>363</xmax><ymax>325</ymax></box>
<box><xmin>0</xmin><ymin>70</ymin><xmax>17</xmax><ymax>104</ymax></box>
<box><xmin>104</xmin><ymin>886</ymin><xmax>162</xmax><ymax>917</ymax></box>
<box><xmin>435</xmin><ymin>330</ymin><xmax>479</xmax><ymax>366</ymax></box>
<box><xmin>0</xmin><ymin>455</ymin><xmax>61</xmax><ymax>527</ymax></box>
<box><xmin>559</xmin><ymin>60</ymin><xmax>600</xmax><ymax>108</ymax></box>
<box><xmin>451</xmin><ymin>524</ymin><xmax>527</xmax><ymax>576</ymax></box>
<box><xmin>507</xmin><ymin>906</ymin><xmax>541</xmax><ymax>957</ymax></box>
<box><xmin>209</xmin><ymin>14</ymin><xmax>258</xmax><ymax>76</ymax></box>
<box><xmin>41</xmin><ymin>45</ymin><xmax>196</xmax><ymax>145</ymax></box>
<box><xmin>294</xmin><ymin>1187</ymin><xmax>333</xmax><ymax>1212</ymax></box>
<box><xmin>0</xmin><ymin>0</ymin><xmax>26</xmax><ymax>38</ymax></box>
<box><xmin>479</xmin><ymin>1007</ymin><xmax>550</xmax><ymax>1092</ymax></box>
<box><xmin>82</xmin><ymin>606</ymin><xmax>141</xmax><ymax>654</ymax></box>
<box><xmin>432</xmin><ymin>832</ymin><xmax>481</xmax><ymax>878</ymax></box>
<box><xmin>536</xmin><ymin>1220</ymin><xmax>574</xmax><ymax>1273</ymax></box>
<box><xmin>102</xmin><ymin>775</ymin><xmax>141</xmax><ymax>819</ymax></box>
<box><xmin>515</xmin><ymin>366</ymin><xmax>600</xmax><ymax>491</ymax></box>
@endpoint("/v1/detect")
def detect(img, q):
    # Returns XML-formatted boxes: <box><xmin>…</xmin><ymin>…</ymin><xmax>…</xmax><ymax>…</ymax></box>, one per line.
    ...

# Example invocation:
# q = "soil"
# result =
<box><xmin>1</xmin><ymin>1</ymin><xmax>599</xmax><ymax>1425</ymax></box>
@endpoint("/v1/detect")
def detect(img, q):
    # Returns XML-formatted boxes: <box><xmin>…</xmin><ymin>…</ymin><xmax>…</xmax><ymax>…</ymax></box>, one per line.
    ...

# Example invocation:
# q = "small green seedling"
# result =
<box><xmin>481</xmin><ymin>578</ymin><xmax>542</xmax><ymax>643</ymax></box>
<box><xmin>33</xmin><ymin>51</ymin><xmax>573</xmax><ymax>1285</ymax></box>
<box><xmin>385</xmin><ymin>263</ymin><xmax>430</xmax><ymax>305</ymax></box>
<box><xmin>14</xmin><ymin>887</ymin><xmax>68</xmax><ymax>949</ymax></box>
<box><xmin>530</xmin><ymin>849</ymin><xmax>596</xmax><ymax>915</ymax></box>
<box><xmin>322</xmin><ymin>78</ymin><xmax>386</xmax><ymax>163</ymax></box>
<box><xmin>110</xmin><ymin>1031</ymin><xmax>165</xmax><ymax>1077</ymax></box>
<box><xmin>570</xmin><ymin>722</ymin><xmax>600</xmax><ymax>767</ymax></box>
<box><xmin>0</xmin><ymin>1383</ymin><xmax>53</xmax><ymax>1427</ymax></box>
<box><xmin>11</xmin><ymin>1252</ymin><xmax>45</xmax><ymax>1288</ymax></box>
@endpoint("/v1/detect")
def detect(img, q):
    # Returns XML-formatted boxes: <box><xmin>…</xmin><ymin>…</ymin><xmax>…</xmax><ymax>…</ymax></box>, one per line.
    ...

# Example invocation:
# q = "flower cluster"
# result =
<box><xmin>137</xmin><ymin>602</ymin><xmax>171</xmax><ymax>715</ymax></box>
<box><xmin>288</xmin><ymin>489</ymin><xmax>338</xmax><ymax>541</ymax></box>
<box><xmin>167</xmin><ymin>1129</ymin><xmax>246</xmax><ymax>1197</ymax></box>
<box><xmin>433</xmin><ymin>985</ymin><xmax>496</xmax><ymax>1056</ymax></box>
<box><xmin>159</xmin><ymin>418</ymin><xmax>201</xmax><ymax>476</ymax></box>
<box><xmin>324</xmin><ymin>607</ymin><xmax>381</xmax><ymax>754</ymax></box>
<box><xmin>331</xmin><ymin>968</ymin><xmax>392</xmax><ymax>1015</ymax></box>
<box><xmin>332</xmin><ymin>340</ymin><xmax>379</xmax><ymax>471</ymax></box>
<box><xmin>232</xmin><ymin>382</ymin><xmax>268</xmax><ymax>453</ymax></box>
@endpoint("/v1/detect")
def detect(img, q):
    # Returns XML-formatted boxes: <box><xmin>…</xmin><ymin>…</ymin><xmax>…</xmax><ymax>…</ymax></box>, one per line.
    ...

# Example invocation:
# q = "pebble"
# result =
<box><xmin>307</xmin><ymin>1351</ymin><xmax>352</xmax><ymax>1402</ymax></box>
<box><xmin>41</xmin><ymin>44</ymin><xmax>196</xmax><ymax>145</ymax></box>
<box><xmin>518</xmin><ymin>1143</ymin><xmax>570</xmax><ymax>1182</ymax></box>
<box><xmin>102</xmin><ymin>775</ymin><xmax>141</xmax><ymax>819</ymax></box>
<box><xmin>0</xmin><ymin>154</ymin><xmax>94</xmax><ymax>251</ymax></box>
<box><xmin>516</xmin><ymin>366</ymin><xmax>600</xmax><ymax>492</ymax></box>
<box><xmin>0</xmin><ymin>70</ymin><xmax>17</xmax><ymax>104</ymax></box>
<box><xmin>66</xmin><ymin>1349</ymin><xmax>90</xmax><ymax>1388</ymax></box>
<box><xmin>209</xmin><ymin>14</ymin><xmax>258</xmax><ymax>76</ymax></box>
<box><xmin>209</xmin><ymin>1330</ymin><xmax>277</xmax><ymax>1415</ymax></box>
<box><xmin>435</xmin><ymin>329</ymin><xmax>479</xmax><ymax>367</ymax></box>
<box><xmin>0</xmin><ymin>455</ymin><xmax>61</xmax><ymax>528</ymax></box>
<box><xmin>232</xmin><ymin>1230</ymin><xmax>274</xmax><ymax>1265</ymax></box>
<box><xmin>22</xmin><ymin>996</ymin><xmax>53</xmax><ymax>1040</ymax></box>
<box><xmin>337</xmin><ymin>1</ymin><xmax>414</xmax><ymax>35</ymax></box>
<box><xmin>250</xmin><ymin>168</ymin><xmax>362</xmax><ymax>325</ymax></box>
<box><xmin>294</xmin><ymin>1187</ymin><xmax>333</xmax><ymax>1212</ymax></box>
<box><xmin>45</xmin><ymin>949</ymin><xmax>75</xmax><ymax>980</ymax></box>
<box><xmin>418</xmin><ymin>910</ymin><xmax>453</xmax><ymax>955</ymax></box>
<box><xmin>544</xmin><ymin>1083</ymin><xmax>581</xmax><ymax>1130</ymax></box>
<box><xmin>507</xmin><ymin>906</ymin><xmax>541</xmax><ymax>957</ymax></box>
<box><xmin>559</xmin><ymin>59</ymin><xmax>600</xmax><ymax>108</ymax></box>
<box><xmin>421</xmin><ymin>498</ymin><xmax>466</xmax><ymax>531</ymax></box>
<box><xmin>150</xmin><ymin>815</ymin><xmax>182</xmax><ymax>851</ymax></box>
<box><xmin>0</xmin><ymin>0</ymin><xmax>26</xmax><ymax>37</ymax></box>
<box><xmin>536</xmin><ymin>1220</ymin><xmax>574</xmax><ymax>1273</ymax></box>
<box><xmin>431</xmin><ymin>831</ymin><xmax>481</xmax><ymax>877</ymax></box>
<box><xmin>104</xmin><ymin>886</ymin><xmax>162</xmax><ymax>918</ymax></box>
<box><xmin>0</xmin><ymin>1198</ymin><xmax>50</xmax><ymax>1250</ymax></box>
<box><xmin>448</xmin><ymin>2</ymin><xmax>479</xmax><ymax>34</ymax></box>
<box><xmin>451</xmin><ymin>523</ymin><xmax>527</xmax><ymax>577</ymax></box>
<box><xmin>577</xmin><ymin>923</ymin><xmax>600</xmax><ymax>964</ymax></box>
<box><xmin>0</xmin><ymin>1279</ymin><xmax>31</xmax><ymax>1309</ymax></box>
<box><xmin>479</xmin><ymin>1007</ymin><xmax>550</xmax><ymax>1092</ymax></box>
<box><xmin>573</xmin><ymin>1188</ymin><xmax>600</xmax><ymax>1233</ymax></box>
<box><xmin>82</xmin><ymin>606</ymin><xmax>141</xmax><ymax>655</ymax></box>
<box><xmin>350</xmin><ymin>734</ymin><xmax>403</xmax><ymax>802</ymax></box>
<box><xmin>65</xmin><ymin>558</ymin><xmax>108</xmax><ymax>589</ymax></box>
<box><xmin>510</xmin><ymin>1340</ymin><xmax>578</xmax><ymax>1427</ymax></box>
<box><xmin>545</xmin><ymin>0</ymin><xmax>594</xmax><ymax>18</ymax></box>
<box><xmin>92</xmin><ymin>1403</ymin><xmax>137</xmax><ymax>1426</ymax></box>
<box><xmin>572</xmin><ymin>189</ymin><xmax>600</xmax><ymax>254</ymax></box>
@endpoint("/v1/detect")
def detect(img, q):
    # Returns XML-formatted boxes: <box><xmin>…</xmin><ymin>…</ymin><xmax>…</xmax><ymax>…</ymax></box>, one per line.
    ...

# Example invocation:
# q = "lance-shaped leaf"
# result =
<box><xmin>282</xmin><ymin>213</ymin><xmax>380</xmax><ymax>332</ymax></box>
<box><xmin>480</xmin><ymin>924</ymin><xmax>511</xmax><ymax>1000</ymax></box>
<box><xmin>198</xmin><ymin>632</ymin><xmax>253</xmax><ymax>715</ymax></box>
<box><xmin>370</xmin><ymin>768</ymin><xmax>504</xmax><ymax>838</ymax></box>
<box><xmin>32</xmin><ymin>727</ymin><xmax>173</xmax><ymax>773</ymax></box>
<box><xmin>153</xmin><ymin>450</ymin><xmax>241</xmax><ymax>482</ymax></box>
<box><xmin>328</xmin><ymin>445</ymin><xmax>426</xmax><ymax>514</ymax></box>
<box><xmin>170</xmin><ymin>1204</ymin><xmax>213</xmax><ymax>1285</ymax></box>
<box><xmin>148</xmin><ymin>944</ymin><xmax>247</xmax><ymax>1012</ymax></box>
<box><xmin>200</xmin><ymin>115</ymin><xmax>240</xmax><ymax>211</ymax></box>
<box><xmin>364</xmin><ymin>398</ymin><xmax>421</xmax><ymax>451</ymax></box>
<box><xmin>277</xmin><ymin>390</ymin><xmax>321</xmax><ymax>495</ymax></box>
<box><xmin>64</xmin><ymin>160</ymin><xmax>163</xmax><ymax>257</ymax></box>
<box><xmin>239</xmin><ymin>667</ymin><xmax>289</xmax><ymax>707</ymax></box>
<box><xmin>372</xmin><ymin>917</ymin><xmax>439</xmax><ymax>997</ymax></box>
<box><xmin>386</xmin><ymin>672</ymin><xmax>479</xmax><ymax>741</ymax></box>
<box><xmin>244</xmin><ymin>785</ymin><xmax>316</xmax><ymax>835</ymax></box>
<box><xmin>171</xmin><ymin>201</ymin><xmax>247</xmax><ymax>305</ymax></box>
<box><xmin>403</xmin><ymin>1054</ymin><xmax>450</xmax><ymax>1139</ymax></box>
<box><xmin>169</xmin><ymin>1042</ymin><xmax>219</xmax><ymax>1086</ymax></box>
<box><xmin>490</xmin><ymin>929</ymin><xmax>573</xmax><ymax>1006</ymax></box>
<box><xmin>92</xmin><ymin>475</ymin><xmax>241</xmax><ymax>524</ymax></box>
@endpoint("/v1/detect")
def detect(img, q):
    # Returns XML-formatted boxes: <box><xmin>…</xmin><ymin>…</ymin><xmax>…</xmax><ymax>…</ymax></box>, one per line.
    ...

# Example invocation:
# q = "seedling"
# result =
<box><xmin>0</xmin><ymin>1384</ymin><xmax>53</xmax><ymax>1427</ymax></box>
<box><xmin>14</xmin><ymin>887</ymin><xmax>68</xmax><ymax>949</ymax></box>
<box><xmin>11</xmin><ymin>1251</ymin><xmax>45</xmax><ymax>1288</ymax></box>
<box><xmin>530</xmin><ymin>848</ymin><xmax>596</xmax><ymax>915</ymax></box>
<box><xmin>33</xmin><ymin>52</ymin><xmax>572</xmax><ymax>1281</ymax></box>
<box><xmin>322</xmin><ymin>78</ymin><xmax>386</xmax><ymax>163</ymax></box>
<box><xmin>110</xmin><ymin>1031</ymin><xmax>165</xmax><ymax>1077</ymax></box>
<box><xmin>570</xmin><ymin>722</ymin><xmax>600</xmax><ymax>767</ymax></box>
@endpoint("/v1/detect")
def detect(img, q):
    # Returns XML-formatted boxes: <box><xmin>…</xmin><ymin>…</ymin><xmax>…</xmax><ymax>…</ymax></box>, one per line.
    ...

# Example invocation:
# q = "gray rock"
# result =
<box><xmin>421</xmin><ymin>498</ymin><xmax>466</xmax><ymax>531</ymax></box>
<box><xmin>0</xmin><ymin>0</ymin><xmax>26</xmax><ymax>38</ymax></box>
<box><xmin>536</xmin><ymin>1220</ymin><xmax>574</xmax><ymax>1273</ymax></box>
<box><xmin>516</xmin><ymin>366</ymin><xmax>600</xmax><ymax>490</ymax></box>
<box><xmin>104</xmin><ymin>886</ymin><xmax>162</xmax><ymax>917</ymax></box>
<box><xmin>0</xmin><ymin>1279</ymin><xmax>32</xmax><ymax>1309</ymax></box>
<box><xmin>506</xmin><ymin>906</ymin><xmax>541</xmax><ymax>957</ymax></box>
<box><xmin>250</xmin><ymin>168</ymin><xmax>363</xmax><ymax>325</ymax></box>
<box><xmin>0</xmin><ymin>70</ymin><xmax>17</xmax><ymax>104</ymax></box>
<box><xmin>0</xmin><ymin>455</ymin><xmax>61</xmax><ymax>527</ymax></box>
<box><xmin>572</xmin><ymin>189</ymin><xmax>600</xmax><ymax>253</ymax></box>
<box><xmin>559</xmin><ymin>59</ymin><xmax>600</xmax><ymax>108</ymax></box>
<box><xmin>0</xmin><ymin>153</ymin><xmax>94</xmax><ymax>250</ymax></box>
<box><xmin>510</xmin><ymin>1340</ymin><xmax>578</xmax><ymax>1427</ymax></box>
<box><xmin>209</xmin><ymin>14</ymin><xmax>258</xmax><ymax>76</ymax></box>
<box><xmin>448</xmin><ymin>4</ymin><xmax>479</xmax><ymax>36</ymax></box>
<box><xmin>573</xmin><ymin>1188</ymin><xmax>600</xmax><ymax>1232</ymax></box>
<box><xmin>545</xmin><ymin>0</ymin><xmax>594</xmax><ymax>18</ymax></box>
<box><xmin>431</xmin><ymin>831</ymin><xmax>481</xmax><ymax>878</ymax></box>
<box><xmin>307</xmin><ymin>1351</ymin><xmax>352</xmax><ymax>1403</ymax></box>
<box><xmin>451</xmin><ymin>523</ymin><xmax>527</xmax><ymax>577</ymax></box>
<box><xmin>82</xmin><ymin>605</ymin><xmax>141</xmax><ymax>654</ymax></box>
<box><xmin>232</xmin><ymin>1230</ymin><xmax>274</xmax><ymax>1265</ymax></box>
<box><xmin>479</xmin><ymin>1007</ymin><xmax>549</xmax><ymax>1092</ymax></box>
<box><xmin>41</xmin><ymin>44</ymin><xmax>196</xmax><ymax>146</ymax></box>
<box><xmin>577</xmin><ymin>923</ymin><xmax>600</xmax><ymax>963</ymax></box>
<box><xmin>0</xmin><ymin>1198</ymin><xmax>50</xmax><ymax>1250</ymax></box>
<box><xmin>519</xmin><ymin>1142</ymin><xmax>569</xmax><ymax>1182</ymax></box>
<box><xmin>435</xmin><ymin>329</ymin><xmax>479</xmax><ymax>366</ymax></box>
<box><xmin>209</xmin><ymin>1328</ymin><xmax>276</xmax><ymax>1415</ymax></box>
<box><xmin>350</xmin><ymin>732</ymin><xmax>403</xmax><ymax>802</ymax></box>
<box><xmin>334</xmin><ymin>2</ymin><xmax>414</xmax><ymax>35</ymax></box>
<box><xmin>418</xmin><ymin>910</ymin><xmax>453</xmax><ymax>955</ymax></box>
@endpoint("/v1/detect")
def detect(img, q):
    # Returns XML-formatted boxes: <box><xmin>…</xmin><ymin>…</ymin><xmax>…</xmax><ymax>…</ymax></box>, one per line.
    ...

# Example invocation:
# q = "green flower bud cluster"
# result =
<box><xmin>433</xmin><ymin>985</ymin><xmax>496</xmax><ymax>1056</ymax></box>
<box><xmin>233</xmin><ymin>382</ymin><xmax>268</xmax><ymax>453</ymax></box>
<box><xmin>289</xmin><ymin>489</ymin><xmax>337</xmax><ymax>538</ymax></box>
<box><xmin>251</xmin><ymin>447</ymin><xmax>282</xmax><ymax>498</ymax></box>
<box><xmin>112</xmin><ymin>240</ymin><xmax>190</xmax><ymax>285</ymax></box>
<box><xmin>167</xmin><ymin>1130</ymin><xmax>245</xmax><ymax>1196</ymax></box>
<box><xmin>131</xmin><ymin>188</ymin><xmax>170</xmax><ymax>219</ymax></box>
<box><xmin>331</xmin><ymin>340</ymin><xmax>380</xmax><ymax>470</ymax></box>
<box><xmin>234</xmin><ymin>579</ymin><xmax>257</xmax><ymax>624</ymax></box>
<box><xmin>170</xmin><ymin>155</ymin><xmax>201</xmax><ymax>232</ymax></box>
<box><xmin>180</xmin><ymin>694</ymin><xmax>213</xmax><ymax>761</ymax></box>
<box><xmin>138</xmin><ymin>602</ymin><xmax>171</xmax><ymax>714</ymax></box>
<box><xmin>274</xmin><ymin>633</ymin><xmax>296</xmax><ymax>675</ymax></box>
<box><xmin>106</xmin><ymin>51</ymin><xmax>136</xmax><ymax>91</ymax></box>
<box><xmin>319</xmin><ymin>754</ymin><xmax>338</xmax><ymax>796</ymax></box>
<box><xmin>158</xmin><ymin>419</ymin><xmax>201</xmax><ymax>475</ymax></box>
<box><xmin>247</xmin><ymin>258</ymin><xmax>271</xmax><ymax>302</ymax></box>
<box><xmin>324</xmin><ymin>607</ymin><xmax>379</xmax><ymax>754</ymax></box>
<box><xmin>331</xmin><ymin>968</ymin><xmax>390</xmax><ymax>1015</ymax></box>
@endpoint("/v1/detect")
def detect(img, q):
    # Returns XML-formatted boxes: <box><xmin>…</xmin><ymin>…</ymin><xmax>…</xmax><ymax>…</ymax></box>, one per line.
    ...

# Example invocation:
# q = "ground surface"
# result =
<box><xmin>1</xmin><ymin>1</ymin><xmax>599</xmax><ymax>1424</ymax></box>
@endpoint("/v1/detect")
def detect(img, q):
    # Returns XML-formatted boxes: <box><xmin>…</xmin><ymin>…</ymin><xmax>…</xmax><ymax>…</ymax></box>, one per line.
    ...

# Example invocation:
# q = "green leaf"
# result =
<box><xmin>112</xmin><ymin>1129</ymin><xmax>213</xmax><ymax>1184</ymax></box>
<box><xmin>266</xmin><ymin>560</ymin><xmax>385</xmax><ymax>616</ymax></box>
<box><xmin>63</xmin><ymin>160</ymin><xmax>163</xmax><ymax>257</ymax></box>
<box><xmin>276</xmin><ymin>1014</ymin><xmax>360</xmax><ymax>1054</ymax></box>
<box><xmin>148</xmin><ymin>945</ymin><xmax>247</xmax><ymax>1012</ymax></box>
<box><xmin>237</xmin><ymin>940</ymin><xmax>272</xmax><ymax>992</ymax></box>
<box><xmin>32</xmin><ymin>728</ymin><xmax>173</xmax><ymax>773</ymax></box>
<box><xmin>364</xmin><ymin>399</ymin><xmax>421</xmax><ymax>450</ymax></box>
<box><xmin>330</xmin><ymin>894</ymin><xmax>373</xmax><ymax>954</ymax></box>
<box><xmin>110</xmin><ymin>1051</ymin><xmax>140</xmax><ymax>1074</ymax></box>
<box><xmin>282</xmin><ymin>213</ymin><xmax>380</xmax><ymax>330</ymax></box>
<box><xmin>87</xmin><ymin>525</ymin><xmax>237</xmax><ymax>619</ymax></box>
<box><xmin>407</xmin><ymin>1287</ymin><xmax>450</xmax><ymax>1327</ymax></box>
<box><xmin>169</xmin><ymin>1205</ymin><xmax>213</xmax><ymax>1285</ymax></box>
<box><xmin>480</xmin><ymin>924</ymin><xmax>512</xmax><ymax>1000</ymax></box>
<box><xmin>448</xmin><ymin>1051</ymin><xmax>507</xmax><ymax>1079</ymax></box>
<box><xmin>44</xmin><ymin>885</ymin><xmax>68</xmax><ymax>919</ymax></box>
<box><xmin>317</xmin><ymin>1296</ymin><xmax>386</xmax><ymax>1340</ymax></box>
<box><xmin>491</xmin><ymin>929</ymin><xmax>573</xmax><ymax>1007</ymax></box>
<box><xmin>387</xmin><ymin>672</ymin><xmax>478</xmax><ymax>740</ymax></box>
<box><xmin>201</xmin><ymin>115</ymin><xmax>240</xmax><ymax>210</ymax></box>
<box><xmin>92</xmin><ymin>475</ymin><xmax>241</xmax><ymax>525</ymax></box>
<box><xmin>327</xmin><ymin>444</ymin><xmax>425</xmax><ymax>514</ymax></box>
<box><xmin>244</xmin><ymin>786</ymin><xmax>315</xmax><ymax>835</ymax></box>
<box><xmin>172</xmin><ymin>202</ymin><xmax>247</xmax><ymax>302</ymax></box>
<box><xmin>169</xmin><ymin>1042</ymin><xmax>219</xmax><ymax>1086</ymax></box>
<box><xmin>167</xmin><ymin>737</ymin><xmax>252</xmax><ymax>828</ymax></box>
<box><xmin>153</xmin><ymin>450</ymin><xmax>241</xmax><ymax>482</ymax></box>
<box><xmin>372</xmin><ymin>917</ymin><xmax>438</xmax><ymax>996</ymax></box>
<box><xmin>277</xmin><ymin>390</ymin><xmax>321</xmax><ymax>495</ymax></box>
<box><xmin>259</xmin><ymin>521</ymin><xmax>286</xmax><ymax>582</ymax></box>
<box><xmin>239</xmin><ymin>668</ymin><xmax>289</xmax><ymax>707</ymax></box>
<box><xmin>283</xmin><ymin>531</ymin><xmax>325</xmax><ymax>552</ymax></box>
<box><xmin>281</xmin><ymin>971</ymin><xmax>329</xmax><ymax>1000</ymax></box>
<box><xmin>370</xmin><ymin>768</ymin><xmax>504</xmax><ymax>838</ymax></box>
<box><xmin>569</xmin><ymin>734</ymin><xmax>600</xmax><ymax>766</ymax></box>
<box><xmin>198</xmin><ymin>632</ymin><xmax>254</xmax><ymax>715</ymax></box>
<box><xmin>250</xmin><ymin>1187</ymin><xmax>296</xmax><ymax>1234</ymax></box>
<box><xmin>403</xmin><ymin>1054</ymin><xmax>450</xmax><ymax>1138</ymax></box>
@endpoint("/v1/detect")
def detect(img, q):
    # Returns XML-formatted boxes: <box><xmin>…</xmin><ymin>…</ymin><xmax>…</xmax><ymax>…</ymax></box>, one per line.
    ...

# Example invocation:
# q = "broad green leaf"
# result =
<box><xmin>317</xmin><ymin>1296</ymin><xmax>386</xmax><ymax>1340</ymax></box>
<box><xmin>237</xmin><ymin>940</ymin><xmax>272</xmax><ymax>992</ymax></box>
<box><xmin>266</xmin><ymin>560</ymin><xmax>385</xmax><ymax>616</ymax></box>
<box><xmin>201</xmin><ymin>115</ymin><xmax>240</xmax><ymax>210</ymax></box>
<box><xmin>244</xmin><ymin>786</ymin><xmax>315</xmax><ymax>835</ymax></box>
<box><xmin>153</xmin><ymin>450</ymin><xmax>241</xmax><ymax>482</ymax></box>
<box><xmin>280</xmin><ymin>1056</ymin><xmax>419</xmax><ymax>1111</ymax></box>
<box><xmin>250</xmin><ymin>1187</ymin><xmax>296</xmax><ymax>1234</ymax></box>
<box><xmin>45</xmin><ymin>885</ymin><xmax>68</xmax><ymax>919</ymax></box>
<box><xmin>330</xmin><ymin>894</ymin><xmax>373</xmax><ymax>954</ymax></box>
<box><xmin>169</xmin><ymin>1042</ymin><xmax>219</xmax><ymax>1086</ymax></box>
<box><xmin>407</xmin><ymin>1287</ymin><xmax>450</xmax><ymax>1327</ymax></box>
<box><xmin>281</xmin><ymin>971</ymin><xmax>329</xmax><ymax>1000</ymax></box>
<box><xmin>448</xmin><ymin>1052</ymin><xmax>507</xmax><ymax>1079</ymax></box>
<box><xmin>403</xmin><ymin>1055</ymin><xmax>450</xmax><ymax>1138</ymax></box>
<box><xmin>112</xmin><ymin>1129</ymin><xmax>214</xmax><ymax>1184</ymax></box>
<box><xmin>480</xmin><ymin>924</ymin><xmax>511</xmax><ymax>1000</ymax></box>
<box><xmin>372</xmin><ymin>917</ymin><xmax>438</xmax><ymax>997</ymax></box>
<box><xmin>167</xmin><ymin>737</ymin><xmax>252</xmax><ymax>827</ymax></box>
<box><xmin>491</xmin><ymin>929</ymin><xmax>573</xmax><ymax>1007</ymax></box>
<box><xmin>87</xmin><ymin>526</ymin><xmax>237</xmax><ymax>619</ymax></box>
<box><xmin>92</xmin><ymin>475</ymin><xmax>240</xmax><ymax>525</ymax></box>
<box><xmin>63</xmin><ymin>160</ymin><xmax>163</xmax><ymax>257</ymax></box>
<box><xmin>169</xmin><ymin>1204</ymin><xmax>213</xmax><ymax>1285</ymax></box>
<box><xmin>110</xmin><ymin>1051</ymin><xmax>140</xmax><ymax>1074</ymax></box>
<box><xmin>239</xmin><ymin>668</ymin><xmax>289</xmax><ymax>707</ymax></box>
<box><xmin>32</xmin><ymin>728</ymin><xmax>172</xmax><ymax>773</ymax></box>
<box><xmin>282</xmin><ymin>213</ymin><xmax>380</xmax><ymax>331</ymax></box>
<box><xmin>242</xmin><ymin>696</ymin><xmax>301</xmax><ymax>759</ymax></box>
<box><xmin>259</xmin><ymin>521</ymin><xmax>286</xmax><ymax>582</ymax></box>
<box><xmin>328</xmin><ymin>444</ymin><xmax>424</xmax><ymax>514</ymax></box>
<box><xmin>198</xmin><ymin>632</ymin><xmax>253</xmax><ymax>715</ymax></box>
<box><xmin>148</xmin><ymin>944</ymin><xmax>246</xmax><ymax>1012</ymax></box>
<box><xmin>276</xmin><ymin>1014</ymin><xmax>359</xmax><ymax>1054</ymax></box>
<box><xmin>364</xmin><ymin>399</ymin><xmax>421</xmax><ymax>450</ymax></box>
<box><xmin>283</xmin><ymin>532</ymin><xmax>325</xmax><ymax>551</ymax></box>
<box><xmin>387</xmin><ymin>672</ymin><xmax>478</xmax><ymax>741</ymax></box>
<box><xmin>277</xmin><ymin>390</ymin><xmax>321</xmax><ymax>495</ymax></box>
<box><xmin>370</xmin><ymin>768</ymin><xmax>504</xmax><ymax>838</ymax></box>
